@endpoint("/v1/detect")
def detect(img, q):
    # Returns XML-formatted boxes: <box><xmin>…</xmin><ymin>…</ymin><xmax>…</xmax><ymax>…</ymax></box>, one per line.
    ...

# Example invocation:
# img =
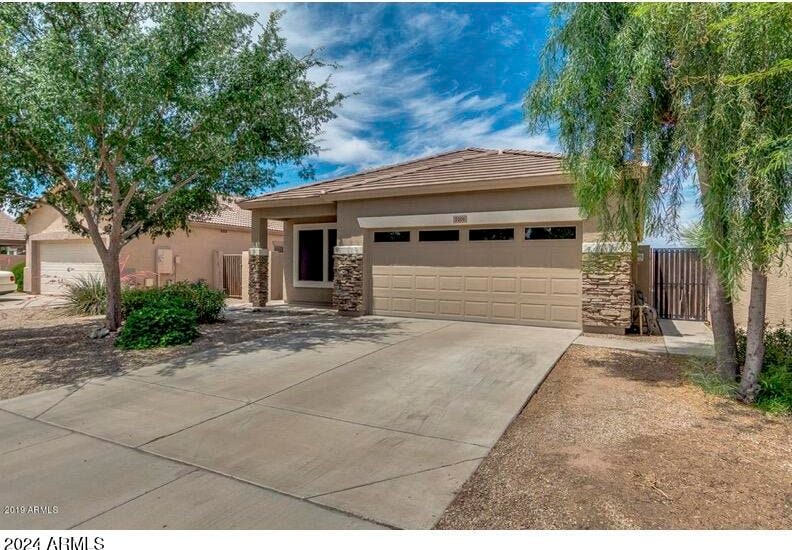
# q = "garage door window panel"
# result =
<box><xmin>374</xmin><ymin>231</ymin><xmax>411</xmax><ymax>243</ymax></box>
<box><xmin>469</xmin><ymin>228</ymin><xmax>514</xmax><ymax>241</ymax></box>
<box><xmin>524</xmin><ymin>226</ymin><xmax>577</xmax><ymax>240</ymax></box>
<box><xmin>294</xmin><ymin>223</ymin><xmax>336</xmax><ymax>287</ymax></box>
<box><xmin>418</xmin><ymin>230</ymin><xmax>459</xmax><ymax>242</ymax></box>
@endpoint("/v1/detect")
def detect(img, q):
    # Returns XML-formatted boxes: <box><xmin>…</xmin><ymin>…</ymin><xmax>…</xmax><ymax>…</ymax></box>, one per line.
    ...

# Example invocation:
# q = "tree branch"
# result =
<box><xmin>121</xmin><ymin>171</ymin><xmax>200</xmax><ymax>240</ymax></box>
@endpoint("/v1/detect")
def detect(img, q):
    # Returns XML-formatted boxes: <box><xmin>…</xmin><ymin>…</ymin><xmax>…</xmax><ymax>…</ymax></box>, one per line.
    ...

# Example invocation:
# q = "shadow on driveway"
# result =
<box><xmin>148</xmin><ymin>311</ymin><xmax>433</xmax><ymax>376</ymax></box>
<box><xmin>0</xmin><ymin>307</ymin><xmax>428</xmax><ymax>398</ymax></box>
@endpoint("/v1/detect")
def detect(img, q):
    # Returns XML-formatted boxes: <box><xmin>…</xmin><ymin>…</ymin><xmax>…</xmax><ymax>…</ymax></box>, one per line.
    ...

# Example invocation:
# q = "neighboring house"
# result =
<box><xmin>0</xmin><ymin>211</ymin><xmax>26</xmax><ymax>255</ymax></box>
<box><xmin>21</xmin><ymin>199</ymin><xmax>283</xmax><ymax>296</ymax></box>
<box><xmin>0</xmin><ymin>211</ymin><xmax>26</xmax><ymax>270</ymax></box>
<box><xmin>240</xmin><ymin>148</ymin><xmax>631</xmax><ymax>333</ymax></box>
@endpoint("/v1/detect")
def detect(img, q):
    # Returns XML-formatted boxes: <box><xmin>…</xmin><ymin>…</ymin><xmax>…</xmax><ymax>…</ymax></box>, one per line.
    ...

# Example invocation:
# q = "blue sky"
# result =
<box><xmin>241</xmin><ymin>2</ymin><xmax>698</xmax><ymax>245</ymax></box>
<box><xmin>239</xmin><ymin>2</ymin><xmax>556</xmax><ymax>180</ymax></box>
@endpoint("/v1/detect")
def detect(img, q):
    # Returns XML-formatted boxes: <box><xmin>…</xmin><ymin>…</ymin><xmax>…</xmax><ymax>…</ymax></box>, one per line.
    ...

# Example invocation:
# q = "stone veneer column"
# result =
<box><xmin>581</xmin><ymin>242</ymin><xmax>633</xmax><ymax>333</ymax></box>
<box><xmin>248</xmin><ymin>247</ymin><xmax>269</xmax><ymax>307</ymax></box>
<box><xmin>333</xmin><ymin>245</ymin><xmax>364</xmax><ymax>315</ymax></box>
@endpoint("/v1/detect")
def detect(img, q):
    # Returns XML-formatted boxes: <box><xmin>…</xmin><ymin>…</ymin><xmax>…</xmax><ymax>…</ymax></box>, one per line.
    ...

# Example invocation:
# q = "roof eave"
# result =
<box><xmin>328</xmin><ymin>173</ymin><xmax>569</xmax><ymax>201</ymax></box>
<box><xmin>240</xmin><ymin>173</ymin><xmax>569</xmax><ymax>210</ymax></box>
<box><xmin>189</xmin><ymin>220</ymin><xmax>254</xmax><ymax>232</ymax></box>
<box><xmin>238</xmin><ymin>196</ymin><xmax>333</xmax><ymax>210</ymax></box>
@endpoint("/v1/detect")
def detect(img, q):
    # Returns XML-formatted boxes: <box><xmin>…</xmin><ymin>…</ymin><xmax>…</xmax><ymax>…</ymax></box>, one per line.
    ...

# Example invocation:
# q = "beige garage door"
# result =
<box><xmin>39</xmin><ymin>240</ymin><xmax>104</xmax><ymax>295</ymax></box>
<box><xmin>371</xmin><ymin>226</ymin><xmax>582</xmax><ymax>328</ymax></box>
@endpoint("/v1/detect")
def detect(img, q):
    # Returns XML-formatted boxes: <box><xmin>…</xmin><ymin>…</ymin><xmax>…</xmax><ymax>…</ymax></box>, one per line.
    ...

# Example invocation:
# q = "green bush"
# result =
<box><xmin>115</xmin><ymin>304</ymin><xmax>199</xmax><ymax>349</ymax></box>
<box><xmin>63</xmin><ymin>274</ymin><xmax>107</xmax><ymax>316</ymax></box>
<box><xmin>736</xmin><ymin>324</ymin><xmax>792</xmax><ymax>414</ymax></box>
<box><xmin>10</xmin><ymin>262</ymin><xmax>24</xmax><ymax>291</ymax></box>
<box><xmin>121</xmin><ymin>282</ymin><xmax>225</xmax><ymax>323</ymax></box>
<box><xmin>120</xmin><ymin>287</ymin><xmax>168</xmax><ymax>316</ymax></box>
<box><xmin>162</xmin><ymin>282</ymin><xmax>225</xmax><ymax>323</ymax></box>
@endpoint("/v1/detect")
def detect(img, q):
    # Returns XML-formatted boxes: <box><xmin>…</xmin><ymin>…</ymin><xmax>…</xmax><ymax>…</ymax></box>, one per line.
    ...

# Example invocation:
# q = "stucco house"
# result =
<box><xmin>240</xmin><ymin>148</ymin><xmax>631</xmax><ymax>333</ymax></box>
<box><xmin>22</xmin><ymin>198</ymin><xmax>283</xmax><ymax>296</ymax></box>
<box><xmin>0</xmin><ymin>211</ymin><xmax>26</xmax><ymax>255</ymax></box>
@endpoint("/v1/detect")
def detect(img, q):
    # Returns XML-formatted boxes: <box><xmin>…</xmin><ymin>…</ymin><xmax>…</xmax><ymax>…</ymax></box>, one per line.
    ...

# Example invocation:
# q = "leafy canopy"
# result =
<box><xmin>0</xmin><ymin>3</ymin><xmax>342</xmax><ymax>243</ymax></box>
<box><xmin>526</xmin><ymin>3</ymin><xmax>791</xmax><ymax>289</ymax></box>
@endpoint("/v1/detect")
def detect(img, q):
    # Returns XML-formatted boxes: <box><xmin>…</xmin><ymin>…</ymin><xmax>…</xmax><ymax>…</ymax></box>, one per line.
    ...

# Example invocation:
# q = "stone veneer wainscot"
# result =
<box><xmin>581</xmin><ymin>244</ymin><xmax>633</xmax><ymax>334</ymax></box>
<box><xmin>248</xmin><ymin>247</ymin><xmax>268</xmax><ymax>307</ymax></box>
<box><xmin>333</xmin><ymin>245</ymin><xmax>364</xmax><ymax>314</ymax></box>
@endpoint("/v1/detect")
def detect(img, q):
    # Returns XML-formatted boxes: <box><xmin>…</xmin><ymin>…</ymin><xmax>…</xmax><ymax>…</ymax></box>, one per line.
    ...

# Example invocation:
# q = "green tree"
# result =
<box><xmin>526</xmin><ymin>3</ymin><xmax>791</xmax><ymax>390</ymax></box>
<box><xmin>697</xmin><ymin>3</ymin><xmax>792</xmax><ymax>400</ymax></box>
<box><xmin>0</xmin><ymin>3</ymin><xmax>342</xmax><ymax>330</ymax></box>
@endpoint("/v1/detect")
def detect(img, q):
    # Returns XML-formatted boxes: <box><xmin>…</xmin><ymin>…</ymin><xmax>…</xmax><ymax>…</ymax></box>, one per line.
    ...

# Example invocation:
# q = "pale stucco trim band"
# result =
<box><xmin>249</xmin><ymin>247</ymin><xmax>269</xmax><ymax>256</ymax></box>
<box><xmin>357</xmin><ymin>207</ymin><xmax>584</xmax><ymax>229</ymax></box>
<box><xmin>334</xmin><ymin>245</ymin><xmax>363</xmax><ymax>255</ymax></box>
<box><xmin>582</xmin><ymin>242</ymin><xmax>630</xmax><ymax>253</ymax></box>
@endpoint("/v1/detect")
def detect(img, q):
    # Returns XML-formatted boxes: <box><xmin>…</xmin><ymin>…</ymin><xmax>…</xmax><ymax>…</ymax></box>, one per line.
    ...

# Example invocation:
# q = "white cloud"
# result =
<box><xmin>488</xmin><ymin>15</ymin><xmax>524</xmax><ymax>48</ymax></box>
<box><xmin>237</xmin><ymin>3</ymin><xmax>556</xmax><ymax>171</ymax></box>
<box><xmin>403</xmin><ymin>9</ymin><xmax>470</xmax><ymax>43</ymax></box>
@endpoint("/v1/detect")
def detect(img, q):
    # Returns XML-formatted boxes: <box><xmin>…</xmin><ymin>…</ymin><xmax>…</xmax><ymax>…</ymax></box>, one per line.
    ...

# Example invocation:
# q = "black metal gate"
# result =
<box><xmin>653</xmin><ymin>248</ymin><xmax>709</xmax><ymax>320</ymax></box>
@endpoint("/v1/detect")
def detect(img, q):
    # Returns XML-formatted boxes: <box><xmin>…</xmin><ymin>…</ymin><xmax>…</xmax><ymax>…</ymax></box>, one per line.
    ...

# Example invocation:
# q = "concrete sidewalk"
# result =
<box><xmin>0</xmin><ymin>292</ymin><xmax>65</xmax><ymax>310</ymax></box>
<box><xmin>0</xmin><ymin>316</ymin><xmax>578</xmax><ymax>529</ymax></box>
<box><xmin>659</xmin><ymin>319</ymin><xmax>715</xmax><ymax>357</ymax></box>
<box><xmin>574</xmin><ymin>319</ymin><xmax>715</xmax><ymax>357</ymax></box>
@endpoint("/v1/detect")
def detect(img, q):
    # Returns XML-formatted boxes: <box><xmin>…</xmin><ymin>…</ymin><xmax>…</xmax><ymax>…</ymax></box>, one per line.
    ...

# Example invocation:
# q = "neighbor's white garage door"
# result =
<box><xmin>371</xmin><ymin>225</ymin><xmax>582</xmax><ymax>329</ymax></box>
<box><xmin>39</xmin><ymin>241</ymin><xmax>103</xmax><ymax>295</ymax></box>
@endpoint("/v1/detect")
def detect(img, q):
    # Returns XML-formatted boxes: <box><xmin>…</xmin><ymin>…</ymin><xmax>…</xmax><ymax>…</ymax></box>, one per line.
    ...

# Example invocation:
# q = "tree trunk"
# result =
<box><xmin>101</xmin><ymin>247</ymin><xmax>123</xmax><ymax>331</ymax></box>
<box><xmin>696</xmin><ymin>159</ymin><xmax>738</xmax><ymax>381</ymax></box>
<box><xmin>708</xmin><ymin>271</ymin><xmax>739</xmax><ymax>381</ymax></box>
<box><xmin>740</xmin><ymin>268</ymin><xmax>767</xmax><ymax>403</ymax></box>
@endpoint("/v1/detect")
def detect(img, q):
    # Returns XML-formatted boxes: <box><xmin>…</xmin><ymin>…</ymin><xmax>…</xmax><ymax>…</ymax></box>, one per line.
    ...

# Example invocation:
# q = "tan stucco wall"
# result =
<box><xmin>23</xmin><ymin>204</ymin><xmax>268</xmax><ymax>292</ymax></box>
<box><xmin>635</xmin><ymin>244</ymin><xmax>653</xmax><ymax>303</ymax></box>
<box><xmin>24</xmin><ymin>204</ymin><xmax>75</xmax><ymax>237</ymax></box>
<box><xmin>336</xmin><ymin>184</ymin><xmax>585</xmax><ymax>244</ymax></box>
<box><xmin>732</xmin><ymin>247</ymin><xmax>792</xmax><ymax>327</ymax></box>
<box><xmin>122</xmin><ymin>224</ymin><xmax>252</xmax><ymax>287</ymax></box>
<box><xmin>255</xmin><ymin>184</ymin><xmax>592</xmax><ymax>307</ymax></box>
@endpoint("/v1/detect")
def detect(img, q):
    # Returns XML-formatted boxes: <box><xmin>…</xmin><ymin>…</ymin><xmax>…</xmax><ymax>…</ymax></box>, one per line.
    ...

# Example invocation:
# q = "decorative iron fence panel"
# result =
<box><xmin>222</xmin><ymin>254</ymin><xmax>243</xmax><ymax>298</ymax></box>
<box><xmin>653</xmin><ymin>248</ymin><xmax>708</xmax><ymax>320</ymax></box>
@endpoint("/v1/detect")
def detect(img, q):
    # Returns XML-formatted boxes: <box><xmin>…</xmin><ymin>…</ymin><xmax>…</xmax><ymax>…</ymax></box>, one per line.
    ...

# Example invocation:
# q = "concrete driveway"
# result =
<box><xmin>0</xmin><ymin>292</ymin><xmax>65</xmax><ymax>310</ymax></box>
<box><xmin>0</xmin><ymin>314</ymin><xmax>578</xmax><ymax>529</ymax></box>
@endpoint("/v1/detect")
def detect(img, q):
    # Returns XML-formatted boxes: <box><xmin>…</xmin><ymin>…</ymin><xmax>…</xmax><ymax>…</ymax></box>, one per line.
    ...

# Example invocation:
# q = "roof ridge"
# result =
<box><xmin>326</xmin><ymin>149</ymin><xmax>496</xmax><ymax>194</ymax></box>
<box><xmin>246</xmin><ymin>147</ymin><xmax>491</xmax><ymax>201</ymax></box>
<box><xmin>501</xmin><ymin>148</ymin><xmax>564</xmax><ymax>159</ymax></box>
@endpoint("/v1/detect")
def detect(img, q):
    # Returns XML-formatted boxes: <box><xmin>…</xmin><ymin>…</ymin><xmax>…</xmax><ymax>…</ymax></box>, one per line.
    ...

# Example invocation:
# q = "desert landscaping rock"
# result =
<box><xmin>436</xmin><ymin>345</ymin><xmax>791</xmax><ymax>529</ymax></box>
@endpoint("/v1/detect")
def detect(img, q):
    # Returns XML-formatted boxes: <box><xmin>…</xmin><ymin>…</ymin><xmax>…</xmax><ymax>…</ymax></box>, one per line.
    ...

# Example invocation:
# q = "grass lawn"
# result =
<box><xmin>437</xmin><ymin>345</ymin><xmax>791</xmax><ymax>529</ymax></box>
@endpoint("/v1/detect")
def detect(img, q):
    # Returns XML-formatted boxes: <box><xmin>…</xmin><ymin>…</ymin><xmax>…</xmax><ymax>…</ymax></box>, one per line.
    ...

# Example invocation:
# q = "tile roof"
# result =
<box><xmin>242</xmin><ymin>148</ymin><xmax>565</xmax><ymax>206</ymax></box>
<box><xmin>18</xmin><ymin>197</ymin><xmax>281</xmax><ymax>234</ymax></box>
<box><xmin>0</xmin><ymin>211</ymin><xmax>26</xmax><ymax>242</ymax></box>
<box><xmin>193</xmin><ymin>198</ymin><xmax>283</xmax><ymax>232</ymax></box>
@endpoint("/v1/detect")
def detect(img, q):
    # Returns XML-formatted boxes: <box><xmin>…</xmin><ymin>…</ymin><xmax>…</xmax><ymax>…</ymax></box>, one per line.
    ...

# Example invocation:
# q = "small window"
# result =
<box><xmin>294</xmin><ymin>223</ymin><xmax>336</xmax><ymax>287</ymax></box>
<box><xmin>419</xmin><ymin>229</ymin><xmax>459</xmax><ymax>242</ymax></box>
<box><xmin>524</xmin><ymin>226</ymin><xmax>577</xmax><ymax>240</ymax></box>
<box><xmin>374</xmin><ymin>231</ymin><xmax>411</xmax><ymax>243</ymax></box>
<box><xmin>469</xmin><ymin>228</ymin><xmax>514</xmax><ymax>241</ymax></box>
<box><xmin>298</xmin><ymin>229</ymin><xmax>324</xmax><ymax>281</ymax></box>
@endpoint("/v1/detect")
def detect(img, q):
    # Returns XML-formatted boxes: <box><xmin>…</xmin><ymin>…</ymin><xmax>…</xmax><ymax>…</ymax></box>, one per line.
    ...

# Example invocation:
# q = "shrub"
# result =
<box><xmin>161</xmin><ymin>281</ymin><xmax>225</xmax><ymax>323</ymax></box>
<box><xmin>10</xmin><ymin>262</ymin><xmax>24</xmax><ymax>291</ymax></box>
<box><xmin>736</xmin><ymin>324</ymin><xmax>792</xmax><ymax>414</ymax></box>
<box><xmin>115</xmin><ymin>304</ymin><xmax>199</xmax><ymax>349</ymax></box>
<box><xmin>121</xmin><ymin>282</ymin><xmax>224</xmax><ymax>323</ymax></box>
<box><xmin>120</xmin><ymin>287</ymin><xmax>170</xmax><ymax>316</ymax></box>
<box><xmin>63</xmin><ymin>274</ymin><xmax>107</xmax><ymax>316</ymax></box>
